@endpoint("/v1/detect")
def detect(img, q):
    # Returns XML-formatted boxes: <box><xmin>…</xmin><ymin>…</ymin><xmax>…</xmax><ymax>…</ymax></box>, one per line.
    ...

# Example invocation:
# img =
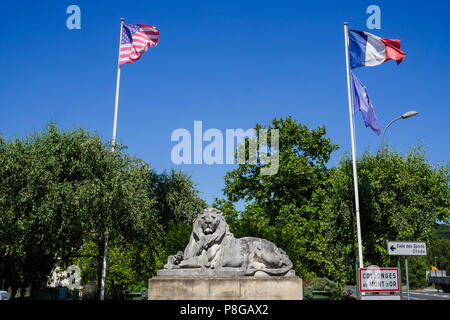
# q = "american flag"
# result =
<box><xmin>119</xmin><ymin>23</ymin><xmax>159</xmax><ymax>66</ymax></box>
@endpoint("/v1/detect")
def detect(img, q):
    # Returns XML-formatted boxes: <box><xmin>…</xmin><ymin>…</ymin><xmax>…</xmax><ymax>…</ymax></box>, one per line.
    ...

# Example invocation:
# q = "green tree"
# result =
<box><xmin>434</xmin><ymin>224</ymin><xmax>450</xmax><ymax>240</ymax></box>
<box><xmin>73</xmin><ymin>237</ymin><xmax>159</xmax><ymax>298</ymax></box>
<box><xmin>322</xmin><ymin>146</ymin><xmax>449</xmax><ymax>283</ymax></box>
<box><xmin>428</xmin><ymin>234</ymin><xmax>450</xmax><ymax>271</ymax></box>
<box><xmin>73</xmin><ymin>169</ymin><xmax>207</xmax><ymax>295</ymax></box>
<box><xmin>404</xmin><ymin>256</ymin><xmax>428</xmax><ymax>289</ymax></box>
<box><xmin>216</xmin><ymin>117</ymin><xmax>449</xmax><ymax>287</ymax></box>
<box><xmin>0</xmin><ymin>123</ymin><xmax>161</xmax><ymax>298</ymax></box>
<box><xmin>148</xmin><ymin>168</ymin><xmax>207</xmax><ymax>230</ymax></box>
<box><xmin>148</xmin><ymin>169</ymin><xmax>207</xmax><ymax>273</ymax></box>
<box><xmin>215</xmin><ymin>116</ymin><xmax>339</xmax><ymax>279</ymax></box>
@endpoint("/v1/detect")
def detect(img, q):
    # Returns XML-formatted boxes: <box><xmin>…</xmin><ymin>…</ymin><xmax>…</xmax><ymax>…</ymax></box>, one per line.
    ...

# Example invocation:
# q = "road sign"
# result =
<box><xmin>360</xmin><ymin>294</ymin><xmax>401</xmax><ymax>300</ymax></box>
<box><xmin>359</xmin><ymin>268</ymin><xmax>399</xmax><ymax>292</ymax></box>
<box><xmin>387</xmin><ymin>241</ymin><xmax>427</xmax><ymax>256</ymax></box>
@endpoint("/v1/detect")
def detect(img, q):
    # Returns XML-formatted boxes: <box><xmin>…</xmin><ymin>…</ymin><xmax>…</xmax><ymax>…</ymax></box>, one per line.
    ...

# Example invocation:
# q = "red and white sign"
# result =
<box><xmin>359</xmin><ymin>268</ymin><xmax>399</xmax><ymax>292</ymax></box>
<box><xmin>361</xmin><ymin>294</ymin><xmax>401</xmax><ymax>300</ymax></box>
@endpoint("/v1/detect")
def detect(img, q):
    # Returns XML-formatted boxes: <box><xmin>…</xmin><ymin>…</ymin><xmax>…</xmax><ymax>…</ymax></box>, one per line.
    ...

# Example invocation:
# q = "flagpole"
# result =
<box><xmin>100</xmin><ymin>17</ymin><xmax>125</xmax><ymax>301</ymax></box>
<box><xmin>112</xmin><ymin>18</ymin><xmax>125</xmax><ymax>150</ymax></box>
<box><xmin>344</xmin><ymin>22</ymin><xmax>364</xmax><ymax>270</ymax></box>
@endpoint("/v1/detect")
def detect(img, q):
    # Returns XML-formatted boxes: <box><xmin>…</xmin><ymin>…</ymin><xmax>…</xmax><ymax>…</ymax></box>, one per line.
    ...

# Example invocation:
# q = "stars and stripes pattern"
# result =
<box><xmin>119</xmin><ymin>23</ymin><xmax>159</xmax><ymax>66</ymax></box>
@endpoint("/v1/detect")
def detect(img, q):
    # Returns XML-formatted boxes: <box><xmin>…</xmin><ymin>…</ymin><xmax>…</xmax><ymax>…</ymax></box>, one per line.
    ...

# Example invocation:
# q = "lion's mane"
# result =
<box><xmin>183</xmin><ymin>208</ymin><xmax>230</xmax><ymax>259</ymax></box>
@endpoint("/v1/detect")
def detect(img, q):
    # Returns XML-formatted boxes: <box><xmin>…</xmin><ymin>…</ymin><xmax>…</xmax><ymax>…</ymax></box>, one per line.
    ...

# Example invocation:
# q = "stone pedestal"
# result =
<box><xmin>148</xmin><ymin>276</ymin><xmax>303</xmax><ymax>300</ymax></box>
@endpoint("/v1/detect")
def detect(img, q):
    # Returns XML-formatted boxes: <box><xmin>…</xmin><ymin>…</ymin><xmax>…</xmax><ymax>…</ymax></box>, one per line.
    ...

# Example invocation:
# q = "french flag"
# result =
<box><xmin>348</xmin><ymin>30</ymin><xmax>406</xmax><ymax>69</ymax></box>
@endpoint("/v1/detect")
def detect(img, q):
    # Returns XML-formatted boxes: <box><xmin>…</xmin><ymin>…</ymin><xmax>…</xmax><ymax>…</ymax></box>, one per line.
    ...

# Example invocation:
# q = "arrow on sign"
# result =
<box><xmin>390</xmin><ymin>246</ymin><xmax>396</xmax><ymax>252</ymax></box>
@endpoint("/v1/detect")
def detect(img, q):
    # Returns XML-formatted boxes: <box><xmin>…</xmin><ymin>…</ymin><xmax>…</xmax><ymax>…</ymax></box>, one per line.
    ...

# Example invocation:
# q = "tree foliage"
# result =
<box><xmin>0</xmin><ymin>123</ymin><xmax>158</xmax><ymax>296</ymax></box>
<box><xmin>1</xmin><ymin>118</ymin><xmax>447</xmax><ymax>296</ymax></box>
<box><xmin>216</xmin><ymin>117</ymin><xmax>449</xmax><ymax>286</ymax></box>
<box><xmin>73</xmin><ymin>169</ymin><xmax>207</xmax><ymax>295</ymax></box>
<box><xmin>320</xmin><ymin>146</ymin><xmax>449</xmax><ymax>283</ymax></box>
<box><xmin>428</xmin><ymin>230</ymin><xmax>450</xmax><ymax>271</ymax></box>
<box><xmin>216</xmin><ymin>116</ymin><xmax>339</xmax><ymax>279</ymax></box>
<box><xmin>148</xmin><ymin>168</ymin><xmax>207</xmax><ymax>229</ymax></box>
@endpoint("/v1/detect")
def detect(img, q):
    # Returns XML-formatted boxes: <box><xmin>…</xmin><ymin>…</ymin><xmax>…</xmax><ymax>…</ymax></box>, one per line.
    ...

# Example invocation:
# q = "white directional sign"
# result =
<box><xmin>359</xmin><ymin>268</ymin><xmax>399</xmax><ymax>292</ymax></box>
<box><xmin>387</xmin><ymin>241</ymin><xmax>427</xmax><ymax>256</ymax></box>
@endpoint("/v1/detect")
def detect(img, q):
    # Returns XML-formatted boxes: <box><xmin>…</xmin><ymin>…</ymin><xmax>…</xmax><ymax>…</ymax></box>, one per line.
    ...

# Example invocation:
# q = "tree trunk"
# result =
<box><xmin>96</xmin><ymin>240</ymin><xmax>105</xmax><ymax>300</ymax></box>
<box><xmin>10</xmin><ymin>287</ymin><xmax>17</xmax><ymax>300</ymax></box>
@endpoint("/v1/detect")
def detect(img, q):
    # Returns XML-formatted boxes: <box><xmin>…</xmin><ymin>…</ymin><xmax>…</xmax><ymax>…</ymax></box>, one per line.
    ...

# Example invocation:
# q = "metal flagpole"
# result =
<box><xmin>405</xmin><ymin>256</ymin><xmax>410</xmax><ymax>300</ymax></box>
<box><xmin>111</xmin><ymin>18</ymin><xmax>125</xmax><ymax>150</ymax></box>
<box><xmin>100</xmin><ymin>17</ymin><xmax>125</xmax><ymax>301</ymax></box>
<box><xmin>344</xmin><ymin>22</ymin><xmax>364</xmax><ymax>270</ymax></box>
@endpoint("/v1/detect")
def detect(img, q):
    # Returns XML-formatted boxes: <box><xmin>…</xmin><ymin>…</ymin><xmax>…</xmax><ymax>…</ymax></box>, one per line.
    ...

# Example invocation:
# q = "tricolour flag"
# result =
<box><xmin>119</xmin><ymin>23</ymin><xmax>159</xmax><ymax>65</ymax></box>
<box><xmin>349</xmin><ymin>30</ymin><xmax>405</xmax><ymax>69</ymax></box>
<box><xmin>351</xmin><ymin>71</ymin><xmax>380</xmax><ymax>135</ymax></box>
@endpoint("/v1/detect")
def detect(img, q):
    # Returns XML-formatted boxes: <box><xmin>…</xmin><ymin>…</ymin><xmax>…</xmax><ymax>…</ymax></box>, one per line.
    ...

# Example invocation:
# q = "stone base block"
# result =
<box><xmin>148</xmin><ymin>276</ymin><xmax>303</xmax><ymax>300</ymax></box>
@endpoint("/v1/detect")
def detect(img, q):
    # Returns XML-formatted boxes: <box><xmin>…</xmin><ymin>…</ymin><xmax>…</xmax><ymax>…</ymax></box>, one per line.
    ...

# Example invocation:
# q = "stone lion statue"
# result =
<box><xmin>163</xmin><ymin>208</ymin><xmax>294</xmax><ymax>276</ymax></box>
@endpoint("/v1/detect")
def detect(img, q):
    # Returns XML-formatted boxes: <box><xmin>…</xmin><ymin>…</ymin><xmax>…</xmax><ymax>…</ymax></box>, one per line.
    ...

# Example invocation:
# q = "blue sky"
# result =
<box><xmin>1</xmin><ymin>0</ymin><xmax>449</xmax><ymax>207</ymax></box>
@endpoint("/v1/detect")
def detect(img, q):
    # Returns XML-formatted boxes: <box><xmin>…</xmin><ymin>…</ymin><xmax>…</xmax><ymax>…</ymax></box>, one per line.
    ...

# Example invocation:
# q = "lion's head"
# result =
<box><xmin>195</xmin><ymin>208</ymin><xmax>225</xmax><ymax>235</ymax></box>
<box><xmin>177</xmin><ymin>208</ymin><xmax>232</xmax><ymax>261</ymax></box>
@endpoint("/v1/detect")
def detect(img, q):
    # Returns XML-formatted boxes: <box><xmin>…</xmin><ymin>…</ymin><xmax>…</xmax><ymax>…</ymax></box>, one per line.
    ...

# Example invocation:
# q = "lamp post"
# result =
<box><xmin>381</xmin><ymin>111</ymin><xmax>419</xmax><ymax>148</ymax></box>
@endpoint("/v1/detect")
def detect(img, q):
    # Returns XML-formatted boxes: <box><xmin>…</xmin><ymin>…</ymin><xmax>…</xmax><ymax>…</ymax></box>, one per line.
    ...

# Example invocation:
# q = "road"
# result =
<box><xmin>345</xmin><ymin>286</ymin><xmax>450</xmax><ymax>300</ymax></box>
<box><xmin>401</xmin><ymin>288</ymin><xmax>450</xmax><ymax>300</ymax></box>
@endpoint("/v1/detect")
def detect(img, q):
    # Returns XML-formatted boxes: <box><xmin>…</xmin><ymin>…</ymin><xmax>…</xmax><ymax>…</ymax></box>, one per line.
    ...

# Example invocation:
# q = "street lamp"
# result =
<box><xmin>381</xmin><ymin>111</ymin><xmax>419</xmax><ymax>148</ymax></box>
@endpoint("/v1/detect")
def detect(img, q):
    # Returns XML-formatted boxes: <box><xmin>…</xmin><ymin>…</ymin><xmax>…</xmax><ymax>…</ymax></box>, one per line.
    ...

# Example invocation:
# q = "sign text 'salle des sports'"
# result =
<box><xmin>386</xmin><ymin>241</ymin><xmax>427</xmax><ymax>256</ymax></box>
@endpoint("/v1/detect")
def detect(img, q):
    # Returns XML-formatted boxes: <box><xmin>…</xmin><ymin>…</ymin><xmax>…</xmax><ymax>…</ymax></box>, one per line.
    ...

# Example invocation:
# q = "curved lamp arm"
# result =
<box><xmin>381</xmin><ymin>116</ymin><xmax>401</xmax><ymax>148</ymax></box>
<box><xmin>381</xmin><ymin>111</ymin><xmax>418</xmax><ymax>149</ymax></box>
